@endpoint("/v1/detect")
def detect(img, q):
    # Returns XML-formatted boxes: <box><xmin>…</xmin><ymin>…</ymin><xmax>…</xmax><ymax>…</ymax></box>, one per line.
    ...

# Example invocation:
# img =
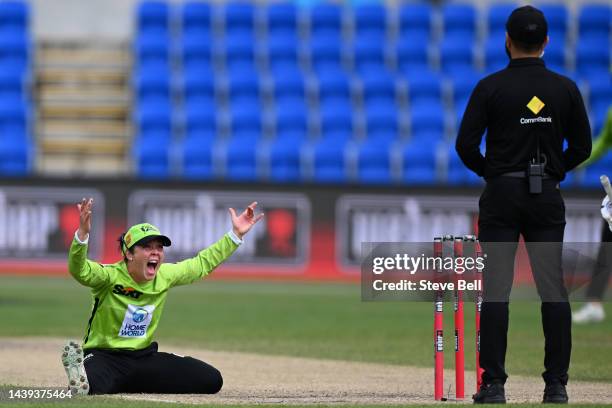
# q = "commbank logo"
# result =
<box><xmin>112</xmin><ymin>284</ymin><xmax>143</xmax><ymax>299</ymax></box>
<box><xmin>527</xmin><ymin>96</ymin><xmax>545</xmax><ymax>114</ymax></box>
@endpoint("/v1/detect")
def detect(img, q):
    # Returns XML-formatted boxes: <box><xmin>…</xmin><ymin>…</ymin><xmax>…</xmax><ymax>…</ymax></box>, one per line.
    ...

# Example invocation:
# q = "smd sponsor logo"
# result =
<box><xmin>112</xmin><ymin>284</ymin><xmax>143</xmax><ymax>299</ymax></box>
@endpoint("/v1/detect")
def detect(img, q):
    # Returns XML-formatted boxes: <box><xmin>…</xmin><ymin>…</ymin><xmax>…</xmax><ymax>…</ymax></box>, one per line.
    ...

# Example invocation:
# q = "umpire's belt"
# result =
<box><xmin>501</xmin><ymin>171</ymin><xmax>553</xmax><ymax>179</ymax></box>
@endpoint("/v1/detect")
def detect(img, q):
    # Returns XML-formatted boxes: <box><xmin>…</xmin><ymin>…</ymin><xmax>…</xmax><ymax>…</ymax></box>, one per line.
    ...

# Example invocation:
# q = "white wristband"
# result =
<box><xmin>228</xmin><ymin>230</ymin><xmax>243</xmax><ymax>245</ymax></box>
<box><xmin>74</xmin><ymin>230</ymin><xmax>89</xmax><ymax>245</ymax></box>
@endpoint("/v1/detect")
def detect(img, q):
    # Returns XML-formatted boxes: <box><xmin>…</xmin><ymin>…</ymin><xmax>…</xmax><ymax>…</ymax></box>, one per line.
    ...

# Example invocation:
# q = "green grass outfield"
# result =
<box><xmin>0</xmin><ymin>276</ymin><xmax>611</xmax><ymax>386</ymax></box>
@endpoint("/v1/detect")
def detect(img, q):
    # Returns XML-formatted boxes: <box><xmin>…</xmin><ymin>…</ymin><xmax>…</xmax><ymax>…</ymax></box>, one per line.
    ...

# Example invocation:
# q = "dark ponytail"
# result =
<box><xmin>117</xmin><ymin>233</ymin><xmax>132</xmax><ymax>261</ymax></box>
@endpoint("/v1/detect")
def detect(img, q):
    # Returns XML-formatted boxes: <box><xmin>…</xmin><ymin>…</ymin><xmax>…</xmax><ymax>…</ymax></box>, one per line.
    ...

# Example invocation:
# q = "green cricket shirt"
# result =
<box><xmin>68</xmin><ymin>233</ymin><xmax>239</xmax><ymax>351</ymax></box>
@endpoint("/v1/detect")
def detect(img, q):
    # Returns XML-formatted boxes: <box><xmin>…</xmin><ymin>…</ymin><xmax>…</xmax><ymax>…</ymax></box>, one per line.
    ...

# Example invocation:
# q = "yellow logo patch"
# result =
<box><xmin>527</xmin><ymin>96</ymin><xmax>545</xmax><ymax>115</ymax></box>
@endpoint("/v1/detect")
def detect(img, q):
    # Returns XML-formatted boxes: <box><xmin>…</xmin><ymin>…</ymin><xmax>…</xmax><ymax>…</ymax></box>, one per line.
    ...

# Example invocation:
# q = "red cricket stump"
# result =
<box><xmin>453</xmin><ymin>237</ymin><xmax>465</xmax><ymax>400</ymax></box>
<box><xmin>433</xmin><ymin>237</ymin><xmax>444</xmax><ymax>401</ymax></box>
<box><xmin>475</xmin><ymin>240</ymin><xmax>484</xmax><ymax>391</ymax></box>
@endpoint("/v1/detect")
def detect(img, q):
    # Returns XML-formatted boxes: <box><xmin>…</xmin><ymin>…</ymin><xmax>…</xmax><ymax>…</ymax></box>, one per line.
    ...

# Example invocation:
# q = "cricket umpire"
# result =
<box><xmin>455</xmin><ymin>5</ymin><xmax>591</xmax><ymax>404</ymax></box>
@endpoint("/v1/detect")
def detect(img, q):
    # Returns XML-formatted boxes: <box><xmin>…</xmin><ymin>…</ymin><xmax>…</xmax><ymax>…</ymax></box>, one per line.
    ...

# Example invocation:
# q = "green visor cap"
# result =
<box><xmin>123</xmin><ymin>223</ymin><xmax>171</xmax><ymax>250</ymax></box>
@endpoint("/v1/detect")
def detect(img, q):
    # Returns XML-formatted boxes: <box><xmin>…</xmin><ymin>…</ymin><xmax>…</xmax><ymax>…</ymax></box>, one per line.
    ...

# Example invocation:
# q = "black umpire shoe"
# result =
<box><xmin>542</xmin><ymin>383</ymin><xmax>568</xmax><ymax>404</ymax></box>
<box><xmin>473</xmin><ymin>382</ymin><xmax>506</xmax><ymax>404</ymax></box>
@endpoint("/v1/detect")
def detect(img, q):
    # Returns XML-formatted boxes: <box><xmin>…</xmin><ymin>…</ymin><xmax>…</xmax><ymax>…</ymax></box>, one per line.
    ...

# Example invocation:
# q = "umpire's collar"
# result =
<box><xmin>508</xmin><ymin>57</ymin><xmax>545</xmax><ymax>68</ymax></box>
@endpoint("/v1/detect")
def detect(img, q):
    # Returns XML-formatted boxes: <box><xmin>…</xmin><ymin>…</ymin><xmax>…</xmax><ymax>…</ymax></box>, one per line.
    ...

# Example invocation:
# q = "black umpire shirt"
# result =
<box><xmin>456</xmin><ymin>58</ymin><xmax>591</xmax><ymax>181</ymax></box>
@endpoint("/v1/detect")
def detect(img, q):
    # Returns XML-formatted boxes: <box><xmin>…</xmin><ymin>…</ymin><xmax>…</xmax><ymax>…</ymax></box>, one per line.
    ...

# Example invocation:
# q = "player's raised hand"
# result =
<box><xmin>77</xmin><ymin>197</ymin><xmax>94</xmax><ymax>241</ymax></box>
<box><xmin>229</xmin><ymin>201</ymin><xmax>264</xmax><ymax>239</ymax></box>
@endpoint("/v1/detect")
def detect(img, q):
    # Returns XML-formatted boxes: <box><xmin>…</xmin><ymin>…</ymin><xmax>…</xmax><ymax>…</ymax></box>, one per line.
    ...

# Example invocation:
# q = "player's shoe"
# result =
<box><xmin>61</xmin><ymin>340</ymin><xmax>89</xmax><ymax>396</ymax></box>
<box><xmin>542</xmin><ymin>383</ymin><xmax>568</xmax><ymax>404</ymax></box>
<box><xmin>572</xmin><ymin>302</ymin><xmax>605</xmax><ymax>324</ymax></box>
<box><xmin>472</xmin><ymin>382</ymin><xmax>506</xmax><ymax>404</ymax></box>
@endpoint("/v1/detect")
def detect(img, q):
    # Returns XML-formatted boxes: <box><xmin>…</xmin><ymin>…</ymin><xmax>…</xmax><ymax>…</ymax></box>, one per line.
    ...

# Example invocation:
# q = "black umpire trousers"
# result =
<box><xmin>586</xmin><ymin>220</ymin><xmax>612</xmax><ymax>300</ymax></box>
<box><xmin>478</xmin><ymin>177</ymin><xmax>571</xmax><ymax>386</ymax></box>
<box><xmin>83</xmin><ymin>342</ymin><xmax>223</xmax><ymax>394</ymax></box>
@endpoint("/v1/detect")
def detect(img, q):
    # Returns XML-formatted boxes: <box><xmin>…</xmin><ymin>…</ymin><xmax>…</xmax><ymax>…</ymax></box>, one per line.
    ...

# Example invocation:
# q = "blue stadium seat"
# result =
<box><xmin>357</xmin><ymin>140</ymin><xmax>392</xmax><ymax>185</ymax></box>
<box><xmin>364</xmin><ymin>102</ymin><xmax>399</xmax><ymax>143</ymax></box>
<box><xmin>135</xmin><ymin>138</ymin><xmax>171</xmax><ymax>180</ymax></box>
<box><xmin>268</xmin><ymin>137</ymin><xmax>303</xmax><ymax>182</ymax></box>
<box><xmin>230</xmin><ymin>101</ymin><xmax>262</xmax><ymax>137</ymax></box>
<box><xmin>184</xmin><ymin>101</ymin><xmax>217</xmax><ymax>138</ymax></box>
<box><xmin>410</xmin><ymin>102</ymin><xmax>445</xmax><ymax>140</ymax></box>
<box><xmin>136</xmin><ymin>1</ymin><xmax>169</xmax><ymax>36</ymax></box>
<box><xmin>543</xmin><ymin>39</ymin><xmax>565</xmax><ymax>72</ymax></box>
<box><xmin>539</xmin><ymin>4</ymin><xmax>568</xmax><ymax>41</ymax></box>
<box><xmin>450</xmin><ymin>68</ymin><xmax>480</xmax><ymax>108</ymax></box>
<box><xmin>487</xmin><ymin>3</ymin><xmax>516</xmax><ymax>38</ymax></box>
<box><xmin>0</xmin><ymin>1</ymin><xmax>29</xmax><ymax>35</ymax></box>
<box><xmin>0</xmin><ymin>98</ymin><xmax>27</xmax><ymax>136</ymax></box>
<box><xmin>442</xmin><ymin>3</ymin><xmax>477</xmax><ymax>39</ymax></box>
<box><xmin>309</xmin><ymin>32</ymin><xmax>343</xmax><ymax>73</ymax></box>
<box><xmin>352</xmin><ymin>34</ymin><xmax>387</xmax><ymax>74</ymax></box>
<box><xmin>484</xmin><ymin>34</ymin><xmax>507</xmax><ymax>73</ymax></box>
<box><xmin>182</xmin><ymin>65</ymin><xmax>216</xmax><ymax>105</ymax></box>
<box><xmin>312</xmin><ymin>138</ymin><xmax>347</xmax><ymax>183</ymax></box>
<box><xmin>134</xmin><ymin>32</ymin><xmax>169</xmax><ymax>68</ymax></box>
<box><xmin>402</xmin><ymin>142</ymin><xmax>436</xmax><ymax>185</ymax></box>
<box><xmin>353</xmin><ymin>3</ymin><xmax>387</xmax><ymax>40</ymax></box>
<box><xmin>225</xmin><ymin>134</ymin><xmax>259</xmax><ymax>181</ymax></box>
<box><xmin>276</xmin><ymin>100</ymin><xmax>308</xmax><ymax>138</ymax></box>
<box><xmin>181</xmin><ymin>1</ymin><xmax>212</xmax><ymax>37</ymax></box>
<box><xmin>181</xmin><ymin>134</ymin><xmax>215</xmax><ymax>180</ymax></box>
<box><xmin>135</xmin><ymin>102</ymin><xmax>172</xmax><ymax>140</ymax></box>
<box><xmin>439</xmin><ymin>35</ymin><xmax>475</xmax><ymax>73</ymax></box>
<box><xmin>227</xmin><ymin>64</ymin><xmax>261</xmax><ymax>104</ymax></box>
<box><xmin>310</xmin><ymin>3</ymin><xmax>342</xmax><ymax>38</ymax></box>
<box><xmin>0</xmin><ymin>135</ymin><xmax>28</xmax><ymax>176</ymax></box>
<box><xmin>135</xmin><ymin>66</ymin><xmax>171</xmax><ymax>105</ymax></box>
<box><xmin>579</xmin><ymin>4</ymin><xmax>611</xmax><ymax>39</ymax></box>
<box><xmin>360</xmin><ymin>69</ymin><xmax>396</xmax><ymax>105</ymax></box>
<box><xmin>266</xmin><ymin>3</ymin><xmax>298</xmax><ymax>37</ymax></box>
<box><xmin>0</xmin><ymin>67</ymin><xmax>26</xmax><ymax>100</ymax></box>
<box><xmin>181</xmin><ymin>31</ymin><xmax>212</xmax><ymax>70</ymax></box>
<box><xmin>222</xmin><ymin>32</ymin><xmax>256</xmax><ymax>69</ymax></box>
<box><xmin>319</xmin><ymin>101</ymin><xmax>353</xmax><ymax>140</ymax></box>
<box><xmin>273</xmin><ymin>66</ymin><xmax>305</xmax><ymax>104</ymax></box>
<box><xmin>399</xmin><ymin>4</ymin><xmax>432</xmax><ymax>40</ymax></box>
<box><xmin>266</xmin><ymin>33</ymin><xmax>300</xmax><ymax>71</ymax></box>
<box><xmin>0</xmin><ymin>31</ymin><xmax>29</xmax><ymax>72</ymax></box>
<box><xmin>317</xmin><ymin>68</ymin><xmax>351</xmax><ymax>104</ymax></box>
<box><xmin>405</xmin><ymin>68</ymin><xmax>442</xmax><ymax>105</ymax></box>
<box><xmin>588</xmin><ymin>74</ymin><xmax>612</xmax><ymax>116</ymax></box>
<box><xmin>224</xmin><ymin>2</ymin><xmax>255</xmax><ymax>35</ymax></box>
<box><xmin>396</xmin><ymin>34</ymin><xmax>430</xmax><ymax>74</ymax></box>
<box><xmin>576</xmin><ymin>37</ymin><xmax>611</xmax><ymax>77</ymax></box>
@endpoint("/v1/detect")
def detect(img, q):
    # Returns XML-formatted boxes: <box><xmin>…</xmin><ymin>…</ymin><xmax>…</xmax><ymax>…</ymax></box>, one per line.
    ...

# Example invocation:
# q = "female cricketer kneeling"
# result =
<box><xmin>62</xmin><ymin>197</ymin><xmax>263</xmax><ymax>395</ymax></box>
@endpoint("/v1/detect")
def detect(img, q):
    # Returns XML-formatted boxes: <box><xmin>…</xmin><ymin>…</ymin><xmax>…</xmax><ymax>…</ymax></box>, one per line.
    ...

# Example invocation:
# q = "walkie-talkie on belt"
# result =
<box><xmin>528</xmin><ymin>132</ymin><xmax>546</xmax><ymax>194</ymax></box>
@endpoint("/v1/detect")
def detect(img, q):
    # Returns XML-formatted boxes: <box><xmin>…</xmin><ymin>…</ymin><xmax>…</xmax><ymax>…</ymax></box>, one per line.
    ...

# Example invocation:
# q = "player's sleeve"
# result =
<box><xmin>163</xmin><ymin>233</ymin><xmax>241</xmax><ymax>287</ymax></box>
<box><xmin>68</xmin><ymin>232</ymin><xmax>111</xmax><ymax>289</ymax></box>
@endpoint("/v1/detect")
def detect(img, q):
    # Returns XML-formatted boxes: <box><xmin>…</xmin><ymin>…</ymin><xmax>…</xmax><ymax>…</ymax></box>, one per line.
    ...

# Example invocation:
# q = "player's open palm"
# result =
<box><xmin>77</xmin><ymin>198</ymin><xmax>94</xmax><ymax>241</ymax></box>
<box><xmin>229</xmin><ymin>201</ymin><xmax>264</xmax><ymax>239</ymax></box>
